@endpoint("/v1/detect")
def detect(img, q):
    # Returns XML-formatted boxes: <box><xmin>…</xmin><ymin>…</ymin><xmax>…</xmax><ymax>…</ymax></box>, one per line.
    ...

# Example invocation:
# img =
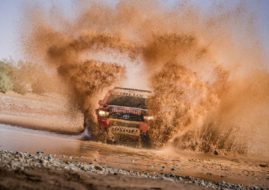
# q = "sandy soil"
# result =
<box><xmin>0</xmin><ymin>92</ymin><xmax>84</xmax><ymax>134</ymax></box>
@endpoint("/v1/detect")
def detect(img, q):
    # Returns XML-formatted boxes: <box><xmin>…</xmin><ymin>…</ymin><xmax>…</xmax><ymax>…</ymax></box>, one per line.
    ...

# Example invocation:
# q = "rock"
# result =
<box><xmin>94</xmin><ymin>165</ymin><xmax>103</xmax><ymax>171</ymax></box>
<box><xmin>38</xmin><ymin>159</ymin><xmax>43</xmax><ymax>164</ymax></box>
<box><xmin>200</xmin><ymin>180</ymin><xmax>206</xmax><ymax>186</ymax></box>
<box><xmin>47</xmin><ymin>155</ymin><xmax>53</xmax><ymax>161</ymax></box>
<box><xmin>36</xmin><ymin>151</ymin><xmax>44</xmax><ymax>155</ymax></box>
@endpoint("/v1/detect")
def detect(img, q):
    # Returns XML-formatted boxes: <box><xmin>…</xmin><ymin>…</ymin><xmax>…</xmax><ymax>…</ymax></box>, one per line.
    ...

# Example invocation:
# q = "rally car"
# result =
<box><xmin>95</xmin><ymin>87</ymin><xmax>153</xmax><ymax>147</ymax></box>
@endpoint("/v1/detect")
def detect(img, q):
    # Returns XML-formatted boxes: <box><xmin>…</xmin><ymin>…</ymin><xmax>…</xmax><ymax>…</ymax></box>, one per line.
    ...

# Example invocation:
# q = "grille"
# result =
<box><xmin>109</xmin><ymin>112</ymin><xmax>144</xmax><ymax>122</ymax></box>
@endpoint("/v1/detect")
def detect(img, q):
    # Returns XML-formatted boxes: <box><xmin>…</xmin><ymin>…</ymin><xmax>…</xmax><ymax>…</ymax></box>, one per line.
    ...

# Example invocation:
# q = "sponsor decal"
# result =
<box><xmin>111</xmin><ymin>126</ymin><xmax>140</xmax><ymax>136</ymax></box>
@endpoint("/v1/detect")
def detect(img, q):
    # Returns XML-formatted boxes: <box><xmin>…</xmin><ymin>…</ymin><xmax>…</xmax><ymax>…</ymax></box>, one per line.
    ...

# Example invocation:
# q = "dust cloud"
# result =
<box><xmin>24</xmin><ymin>1</ymin><xmax>269</xmax><ymax>157</ymax></box>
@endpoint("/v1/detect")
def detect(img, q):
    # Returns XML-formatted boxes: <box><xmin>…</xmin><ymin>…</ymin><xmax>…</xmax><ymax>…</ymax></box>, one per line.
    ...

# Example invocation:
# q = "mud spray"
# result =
<box><xmin>24</xmin><ymin>1</ymin><xmax>269</xmax><ymax>157</ymax></box>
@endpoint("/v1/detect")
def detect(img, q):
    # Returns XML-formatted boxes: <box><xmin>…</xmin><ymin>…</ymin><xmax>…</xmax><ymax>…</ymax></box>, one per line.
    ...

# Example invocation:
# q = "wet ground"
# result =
<box><xmin>0</xmin><ymin>124</ymin><xmax>269</xmax><ymax>189</ymax></box>
<box><xmin>0</xmin><ymin>150</ymin><xmax>206</xmax><ymax>190</ymax></box>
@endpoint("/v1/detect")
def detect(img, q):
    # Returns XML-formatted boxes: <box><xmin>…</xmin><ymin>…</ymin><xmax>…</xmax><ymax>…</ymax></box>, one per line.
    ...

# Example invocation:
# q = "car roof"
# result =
<box><xmin>114</xmin><ymin>87</ymin><xmax>151</xmax><ymax>93</ymax></box>
<box><xmin>111</xmin><ymin>87</ymin><xmax>151</xmax><ymax>98</ymax></box>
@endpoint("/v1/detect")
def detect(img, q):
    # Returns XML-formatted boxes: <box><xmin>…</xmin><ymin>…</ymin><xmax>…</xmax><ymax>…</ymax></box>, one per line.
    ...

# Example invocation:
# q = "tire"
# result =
<box><xmin>81</xmin><ymin>111</ymin><xmax>92</xmax><ymax>140</ymax></box>
<box><xmin>83</xmin><ymin>110</ymin><xmax>105</xmax><ymax>142</ymax></box>
<box><xmin>140</xmin><ymin>132</ymin><xmax>151</xmax><ymax>148</ymax></box>
<box><xmin>96</xmin><ymin>127</ymin><xmax>108</xmax><ymax>143</ymax></box>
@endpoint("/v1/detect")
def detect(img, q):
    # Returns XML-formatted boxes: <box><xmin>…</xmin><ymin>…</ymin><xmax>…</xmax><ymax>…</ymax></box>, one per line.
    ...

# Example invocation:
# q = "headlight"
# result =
<box><xmin>98</xmin><ymin>110</ymin><xmax>109</xmax><ymax>117</ymax></box>
<box><xmin>144</xmin><ymin>115</ymin><xmax>155</xmax><ymax>121</ymax></box>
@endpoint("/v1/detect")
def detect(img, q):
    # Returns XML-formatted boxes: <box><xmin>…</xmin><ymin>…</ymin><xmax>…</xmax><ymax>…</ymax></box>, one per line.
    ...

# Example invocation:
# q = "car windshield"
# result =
<box><xmin>107</xmin><ymin>95</ymin><xmax>147</xmax><ymax>109</ymax></box>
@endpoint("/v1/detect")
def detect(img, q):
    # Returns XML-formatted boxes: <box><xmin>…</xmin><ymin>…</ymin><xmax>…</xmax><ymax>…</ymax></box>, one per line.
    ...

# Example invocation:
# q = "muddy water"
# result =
<box><xmin>0</xmin><ymin>124</ymin><xmax>81</xmax><ymax>155</ymax></box>
<box><xmin>0</xmin><ymin>124</ymin><xmax>148</xmax><ymax>157</ymax></box>
<box><xmin>0</xmin><ymin>124</ymin><xmax>269</xmax><ymax>188</ymax></box>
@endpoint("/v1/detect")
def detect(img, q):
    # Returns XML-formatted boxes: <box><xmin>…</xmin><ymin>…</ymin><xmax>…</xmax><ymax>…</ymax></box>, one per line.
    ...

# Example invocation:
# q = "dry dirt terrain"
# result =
<box><xmin>0</xmin><ymin>93</ymin><xmax>269</xmax><ymax>189</ymax></box>
<box><xmin>0</xmin><ymin>92</ymin><xmax>84</xmax><ymax>133</ymax></box>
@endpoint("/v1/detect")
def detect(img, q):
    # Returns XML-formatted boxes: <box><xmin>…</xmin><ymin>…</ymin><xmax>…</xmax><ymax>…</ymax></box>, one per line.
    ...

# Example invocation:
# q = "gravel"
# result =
<box><xmin>0</xmin><ymin>150</ymin><xmax>266</xmax><ymax>190</ymax></box>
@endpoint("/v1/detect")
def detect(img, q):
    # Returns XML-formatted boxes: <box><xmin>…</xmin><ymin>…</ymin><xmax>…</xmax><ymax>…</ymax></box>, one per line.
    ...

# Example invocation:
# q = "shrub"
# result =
<box><xmin>0</xmin><ymin>61</ymin><xmax>14</xmax><ymax>93</ymax></box>
<box><xmin>0</xmin><ymin>72</ymin><xmax>13</xmax><ymax>93</ymax></box>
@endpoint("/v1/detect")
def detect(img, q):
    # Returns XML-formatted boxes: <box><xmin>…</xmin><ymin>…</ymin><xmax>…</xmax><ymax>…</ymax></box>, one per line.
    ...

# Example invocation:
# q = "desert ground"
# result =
<box><xmin>0</xmin><ymin>93</ymin><xmax>268</xmax><ymax>190</ymax></box>
<box><xmin>0</xmin><ymin>92</ymin><xmax>84</xmax><ymax>133</ymax></box>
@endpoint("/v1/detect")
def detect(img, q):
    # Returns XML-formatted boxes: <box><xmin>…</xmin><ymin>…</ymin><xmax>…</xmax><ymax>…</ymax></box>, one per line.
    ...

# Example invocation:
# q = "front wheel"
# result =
<box><xmin>140</xmin><ymin>132</ymin><xmax>151</xmax><ymax>148</ymax></box>
<box><xmin>96</xmin><ymin>127</ymin><xmax>108</xmax><ymax>143</ymax></box>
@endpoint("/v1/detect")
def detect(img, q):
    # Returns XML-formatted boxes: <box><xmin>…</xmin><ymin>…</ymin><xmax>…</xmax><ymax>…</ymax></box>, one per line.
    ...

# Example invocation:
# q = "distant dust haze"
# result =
<box><xmin>23</xmin><ymin>1</ymin><xmax>269</xmax><ymax>158</ymax></box>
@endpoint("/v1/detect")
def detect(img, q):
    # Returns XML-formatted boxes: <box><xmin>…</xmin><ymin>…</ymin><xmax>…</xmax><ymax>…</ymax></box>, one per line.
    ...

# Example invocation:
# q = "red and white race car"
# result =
<box><xmin>95</xmin><ymin>87</ymin><xmax>153</xmax><ymax>147</ymax></box>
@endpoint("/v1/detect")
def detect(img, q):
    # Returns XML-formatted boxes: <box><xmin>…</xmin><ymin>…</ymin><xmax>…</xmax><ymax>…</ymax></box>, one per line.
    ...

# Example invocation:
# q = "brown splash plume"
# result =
<box><xmin>143</xmin><ymin>34</ymin><xmax>223</xmax><ymax>149</ymax></box>
<box><xmin>147</xmin><ymin>62</ymin><xmax>216</xmax><ymax>147</ymax></box>
<box><xmin>57</xmin><ymin>60</ymin><xmax>124</xmax><ymax>110</ymax></box>
<box><xmin>24</xmin><ymin>1</ymin><xmax>269</xmax><ymax>157</ymax></box>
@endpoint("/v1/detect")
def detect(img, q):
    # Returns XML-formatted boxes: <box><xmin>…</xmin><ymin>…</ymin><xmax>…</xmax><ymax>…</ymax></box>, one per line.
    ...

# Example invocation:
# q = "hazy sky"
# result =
<box><xmin>0</xmin><ymin>0</ymin><xmax>268</xmax><ymax>61</ymax></box>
